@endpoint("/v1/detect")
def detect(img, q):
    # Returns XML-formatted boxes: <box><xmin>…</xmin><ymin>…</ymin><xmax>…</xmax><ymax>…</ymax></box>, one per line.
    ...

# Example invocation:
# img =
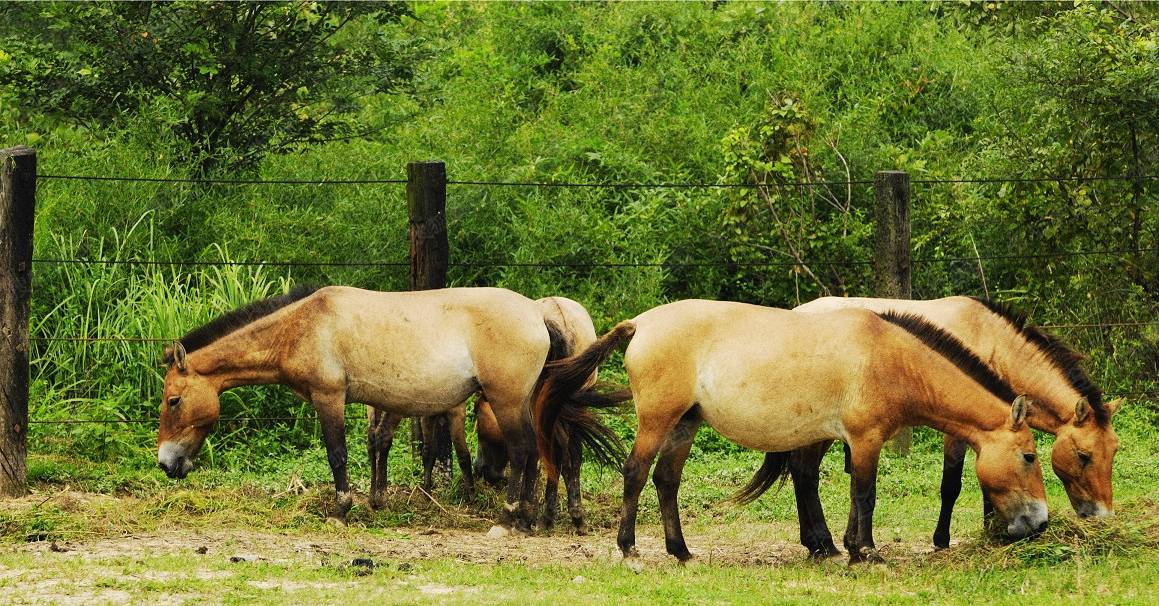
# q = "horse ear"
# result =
<box><xmin>1010</xmin><ymin>395</ymin><xmax>1030</xmax><ymax>430</ymax></box>
<box><xmin>1073</xmin><ymin>397</ymin><xmax>1090</xmax><ymax>426</ymax></box>
<box><xmin>1104</xmin><ymin>398</ymin><xmax>1124</xmax><ymax>417</ymax></box>
<box><xmin>166</xmin><ymin>341</ymin><xmax>188</xmax><ymax>372</ymax></box>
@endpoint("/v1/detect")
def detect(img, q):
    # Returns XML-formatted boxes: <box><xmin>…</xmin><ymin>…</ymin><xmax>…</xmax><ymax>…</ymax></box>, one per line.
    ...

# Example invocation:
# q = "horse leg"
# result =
<box><xmin>367</xmin><ymin>408</ymin><xmax>403</xmax><ymax>510</ymax></box>
<box><xmin>473</xmin><ymin>399</ymin><xmax>509</xmax><ymax>487</ymax></box>
<box><xmin>563</xmin><ymin>436</ymin><xmax>586</xmax><ymax>533</ymax></box>
<box><xmin>485</xmin><ymin>395</ymin><xmax>537</xmax><ymax>536</ymax></box>
<box><xmin>541</xmin><ymin>441</ymin><xmax>562</xmax><ymax>531</ymax></box>
<box><xmin>652</xmin><ymin>410</ymin><xmax>701</xmax><ymax>562</ymax></box>
<box><xmin>619</xmin><ymin>404</ymin><xmax>683</xmax><ymax>561</ymax></box>
<box><xmin>447</xmin><ymin>403</ymin><xmax>476</xmax><ymax>501</ymax></box>
<box><xmin>421</xmin><ymin>417</ymin><xmax>438</xmax><ymax>498</ymax></box>
<box><xmin>847</xmin><ymin>439</ymin><xmax>884</xmax><ymax>564</ymax></box>
<box><xmin>316</xmin><ymin>393</ymin><xmax>352</xmax><ymax>524</ymax></box>
<box><xmin>789</xmin><ymin>440</ymin><xmax>840</xmax><ymax>559</ymax></box>
<box><xmin>933</xmin><ymin>434</ymin><xmax>968</xmax><ymax>549</ymax></box>
<box><xmin>841</xmin><ymin>443</ymin><xmax>857</xmax><ymax>554</ymax></box>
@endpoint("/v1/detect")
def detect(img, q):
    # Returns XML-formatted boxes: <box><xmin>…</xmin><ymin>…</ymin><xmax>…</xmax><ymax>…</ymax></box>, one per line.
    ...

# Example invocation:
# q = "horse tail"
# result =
<box><xmin>533</xmin><ymin>320</ymin><xmax>636</xmax><ymax>478</ymax></box>
<box><xmin>728</xmin><ymin>451</ymin><xmax>792</xmax><ymax>505</ymax></box>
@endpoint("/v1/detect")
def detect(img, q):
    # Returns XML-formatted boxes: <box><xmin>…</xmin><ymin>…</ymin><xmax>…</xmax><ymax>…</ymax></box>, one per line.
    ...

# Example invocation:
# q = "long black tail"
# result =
<box><xmin>533</xmin><ymin>321</ymin><xmax>636</xmax><ymax>478</ymax></box>
<box><xmin>729</xmin><ymin>451</ymin><xmax>792</xmax><ymax>505</ymax></box>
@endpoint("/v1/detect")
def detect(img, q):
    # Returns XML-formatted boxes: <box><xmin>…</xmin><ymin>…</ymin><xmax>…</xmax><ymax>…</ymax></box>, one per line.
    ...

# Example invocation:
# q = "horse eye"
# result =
<box><xmin>167</xmin><ymin>396</ymin><xmax>181</xmax><ymax>408</ymax></box>
<box><xmin>1022</xmin><ymin>452</ymin><xmax>1037</xmax><ymax>464</ymax></box>
<box><xmin>1077</xmin><ymin>451</ymin><xmax>1092</xmax><ymax>466</ymax></box>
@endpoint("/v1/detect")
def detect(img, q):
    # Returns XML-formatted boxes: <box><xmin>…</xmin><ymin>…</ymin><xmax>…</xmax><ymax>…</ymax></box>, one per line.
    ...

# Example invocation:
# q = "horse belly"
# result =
<box><xmin>344</xmin><ymin>350</ymin><xmax>479</xmax><ymax>416</ymax></box>
<box><xmin>694</xmin><ymin>364</ymin><xmax>847</xmax><ymax>452</ymax></box>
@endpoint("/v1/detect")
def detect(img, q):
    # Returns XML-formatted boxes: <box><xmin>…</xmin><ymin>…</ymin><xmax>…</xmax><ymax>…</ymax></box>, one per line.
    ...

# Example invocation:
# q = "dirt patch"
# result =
<box><xmin>11</xmin><ymin>521</ymin><xmax>943</xmax><ymax>570</ymax></box>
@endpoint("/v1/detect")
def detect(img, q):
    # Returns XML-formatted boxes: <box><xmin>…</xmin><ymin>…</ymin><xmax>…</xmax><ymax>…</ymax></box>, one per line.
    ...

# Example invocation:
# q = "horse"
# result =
<box><xmin>535</xmin><ymin>300</ymin><xmax>1049</xmax><ymax>565</ymax></box>
<box><xmin>155</xmin><ymin>285</ymin><xmax>620</xmax><ymax>534</ymax></box>
<box><xmin>364</xmin><ymin>296</ymin><xmax>615</xmax><ymax>532</ymax></box>
<box><xmin>772</xmin><ymin>295</ymin><xmax>1121</xmax><ymax>556</ymax></box>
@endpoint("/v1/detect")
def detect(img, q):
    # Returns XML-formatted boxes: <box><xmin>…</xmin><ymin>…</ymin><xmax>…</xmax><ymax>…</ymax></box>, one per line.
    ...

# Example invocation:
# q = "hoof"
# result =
<box><xmin>622</xmin><ymin>554</ymin><xmax>645</xmax><ymax>574</ymax></box>
<box><xmin>326</xmin><ymin>516</ymin><xmax>348</xmax><ymax>528</ymax></box>
<box><xmin>486</xmin><ymin>525</ymin><xmax>512</xmax><ymax>539</ymax></box>
<box><xmin>677</xmin><ymin>553</ymin><xmax>701</xmax><ymax>567</ymax></box>
<box><xmin>848</xmin><ymin>547</ymin><xmax>884</xmax><ymax>565</ymax></box>
<box><xmin>808</xmin><ymin>544</ymin><xmax>842</xmax><ymax>561</ymax></box>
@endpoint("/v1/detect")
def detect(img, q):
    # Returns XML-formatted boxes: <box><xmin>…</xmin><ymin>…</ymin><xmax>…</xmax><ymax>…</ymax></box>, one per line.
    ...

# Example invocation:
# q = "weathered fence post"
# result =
<box><xmin>368</xmin><ymin>161</ymin><xmax>452</xmax><ymax>499</ymax></box>
<box><xmin>875</xmin><ymin>170</ymin><xmax>912</xmax><ymax>455</ymax></box>
<box><xmin>406</xmin><ymin>161</ymin><xmax>453</xmax><ymax>473</ymax></box>
<box><xmin>0</xmin><ymin>146</ymin><xmax>36</xmax><ymax>497</ymax></box>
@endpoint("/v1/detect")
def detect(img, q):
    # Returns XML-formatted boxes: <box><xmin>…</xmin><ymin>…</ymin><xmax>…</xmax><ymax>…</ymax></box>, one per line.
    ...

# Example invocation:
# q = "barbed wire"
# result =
<box><xmin>27</xmin><ymin>245</ymin><xmax>1157</xmax><ymax>272</ymax></box>
<box><xmin>39</xmin><ymin>174</ymin><xmax>406</xmax><ymax>185</ymax></box>
<box><xmin>37</xmin><ymin>171</ymin><xmax>1158</xmax><ymax>189</ymax></box>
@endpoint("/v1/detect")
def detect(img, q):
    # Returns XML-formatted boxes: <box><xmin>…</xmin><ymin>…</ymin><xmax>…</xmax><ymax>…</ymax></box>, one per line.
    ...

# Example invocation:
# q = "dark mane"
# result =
<box><xmin>967</xmin><ymin>296</ymin><xmax>1106</xmax><ymax>423</ymax></box>
<box><xmin>877</xmin><ymin>311</ymin><xmax>1018</xmax><ymax>404</ymax></box>
<box><xmin>164</xmin><ymin>285</ymin><xmax>320</xmax><ymax>362</ymax></box>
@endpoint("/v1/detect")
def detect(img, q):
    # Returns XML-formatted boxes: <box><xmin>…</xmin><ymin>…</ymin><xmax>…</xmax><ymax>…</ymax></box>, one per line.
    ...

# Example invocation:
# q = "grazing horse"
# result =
<box><xmin>156</xmin><ymin>285</ymin><xmax>618</xmax><ymax>534</ymax></box>
<box><xmin>535</xmin><ymin>301</ymin><xmax>1049</xmax><ymax>565</ymax></box>
<box><xmin>366</xmin><ymin>296</ymin><xmax>614</xmax><ymax>531</ymax></box>
<box><xmin>775</xmin><ymin>296</ymin><xmax>1121</xmax><ymax>556</ymax></box>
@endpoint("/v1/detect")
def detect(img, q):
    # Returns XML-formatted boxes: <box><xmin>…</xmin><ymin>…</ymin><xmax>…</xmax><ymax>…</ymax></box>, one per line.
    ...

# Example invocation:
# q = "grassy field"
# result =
<box><xmin>2</xmin><ymin>414</ymin><xmax>1158</xmax><ymax>605</ymax></box>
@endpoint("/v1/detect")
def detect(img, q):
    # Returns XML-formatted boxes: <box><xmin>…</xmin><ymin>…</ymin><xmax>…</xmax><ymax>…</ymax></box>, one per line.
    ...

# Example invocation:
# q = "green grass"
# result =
<box><xmin>3</xmin><ymin>407</ymin><xmax>1158</xmax><ymax>604</ymax></box>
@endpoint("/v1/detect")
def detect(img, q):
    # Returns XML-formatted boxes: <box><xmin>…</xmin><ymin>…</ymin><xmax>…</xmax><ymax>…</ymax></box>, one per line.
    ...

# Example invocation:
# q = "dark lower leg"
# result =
<box><xmin>789</xmin><ymin>441</ymin><xmax>839</xmax><ymax>558</ymax></box>
<box><xmin>515</xmin><ymin>445</ymin><xmax>540</xmax><ymax>533</ymax></box>
<box><xmin>652</xmin><ymin>416</ymin><xmax>699</xmax><ymax>561</ymax></box>
<box><xmin>618</xmin><ymin>435</ymin><xmax>665</xmax><ymax>558</ymax></box>
<box><xmin>367</xmin><ymin>409</ymin><xmax>400</xmax><ymax>510</ymax></box>
<box><xmin>448</xmin><ymin>405</ymin><xmax>475</xmax><ymax>501</ymax></box>
<box><xmin>933</xmin><ymin>436</ymin><xmax>968</xmax><ymax>549</ymax></box>
<box><xmin>563</xmin><ymin>440</ymin><xmax>586</xmax><ymax>532</ymax></box>
<box><xmin>542</xmin><ymin>468</ymin><xmax>561</xmax><ymax>530</ymax></box>
<box><xmin>842</xmin><ymin>472</ymin><xmax>858</xmax><ymax>554</ymax></box>
<box><xmin>420</xmin><ymin>416</ymin><xmax>437</xmax><ymax>493</ymax></box>
<box><xmin>848</xmin><ymin>444</ymin><xmax>882</xmax><ymax>564</ymax></box>
<box><xmin>319</xmin><ymin>405</ymin><xmax>352</xmax><ymax>522</ymax></box>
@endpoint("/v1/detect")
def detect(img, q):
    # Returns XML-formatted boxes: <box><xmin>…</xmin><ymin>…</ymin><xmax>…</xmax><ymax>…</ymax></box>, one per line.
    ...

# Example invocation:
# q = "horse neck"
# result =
<box><xmin>968</xmin><ymin>309</ymin><xmax>1074</xmax><ymax>432</ymax></box>
<box><xmin>188</xmin><ymin>315</ymin><xmax>287</xmax><ymax>390</ymax></box>
<box><xmin>884</xmin><ymin>349</ymin><xmax>1008</xmax><ymax>451</ymax></box>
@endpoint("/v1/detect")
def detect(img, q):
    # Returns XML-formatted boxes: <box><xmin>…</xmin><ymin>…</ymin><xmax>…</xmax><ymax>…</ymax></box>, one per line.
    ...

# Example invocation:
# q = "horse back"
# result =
<box><xmin>626</xmin><ymin>300</ymin><xmax>891</xmax><ymax>451</ymax></box>
<box><xmin>282</xmin><ymin>286</ymin><xmax>548</xmax><ymax>412</ymax></box>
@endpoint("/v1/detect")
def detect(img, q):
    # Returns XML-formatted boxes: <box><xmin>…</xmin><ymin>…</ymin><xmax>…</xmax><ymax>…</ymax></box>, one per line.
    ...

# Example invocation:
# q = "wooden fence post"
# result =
<box><xmin>406</xmin><ymin>161</ymin><xmax>452</xmax><ymax>471</ymax></box>
<box><xmin>874</xmin><ymin>170</ymin><xmax>912</xmax><ymax>455</ymax></box>
<box><xmin>0</xmin><ymin>146</ymin><xmax>36</xmax><ymax>497</ymax></box>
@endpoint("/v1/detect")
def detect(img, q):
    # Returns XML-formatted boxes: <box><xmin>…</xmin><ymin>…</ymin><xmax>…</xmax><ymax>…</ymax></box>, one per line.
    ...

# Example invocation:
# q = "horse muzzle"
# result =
<box><xmin>158</xmin><ymin>441</ymin><xmax>194</xmax><ymax>480</ymax></box>
<box><xmin>1006</xmin><ymin>500</ymin><xmax>1049</xmax><ymax>538</ymax></box>
<box><xmin>1075</xmin><ymin>500</ymin><xmax>1112</xmax><ymax>519</ymax></box>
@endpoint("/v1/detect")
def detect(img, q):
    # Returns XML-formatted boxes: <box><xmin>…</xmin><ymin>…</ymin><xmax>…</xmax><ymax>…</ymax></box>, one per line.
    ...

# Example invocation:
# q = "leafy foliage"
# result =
<box><xmin>0</xmin><ymin>1</ymin><xmax>414</xmax><ymax>172</ymax></box>
<box><xmin>0</xmin><ymin>1</ymin><xmax>1154</xmax><ymax>467</ymax></box>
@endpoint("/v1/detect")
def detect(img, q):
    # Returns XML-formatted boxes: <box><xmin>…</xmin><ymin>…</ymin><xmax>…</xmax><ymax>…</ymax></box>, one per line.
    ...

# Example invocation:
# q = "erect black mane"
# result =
<box><xmin>164</xmin><ymin>285</ymin><xmax>320</xmax><ymax>362</ymax></box>
<box><xmin>877</xmin><ymin>310</ymin><xmax>1019</xmax><ymax>405</ymax></box>
<box><xmin>967</xmin><ymin>296</ymin><xmax>1106</xmax><ymax>424</ymax></box>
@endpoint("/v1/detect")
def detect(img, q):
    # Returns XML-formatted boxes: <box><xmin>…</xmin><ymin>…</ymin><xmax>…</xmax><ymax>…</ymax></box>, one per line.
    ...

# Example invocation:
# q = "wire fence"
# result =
<box><xmin>24</xmin><ymin>167</ymin><xmax>1159</xmax><ymax>431</ymax></box>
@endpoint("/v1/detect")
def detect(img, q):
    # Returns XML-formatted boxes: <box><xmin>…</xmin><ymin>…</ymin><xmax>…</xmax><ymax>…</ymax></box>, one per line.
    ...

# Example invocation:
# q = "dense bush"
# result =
<box><xmin>0</xmin><ymin>1</ymin><xmax>1154</xmax><ymax>466</ymax></box>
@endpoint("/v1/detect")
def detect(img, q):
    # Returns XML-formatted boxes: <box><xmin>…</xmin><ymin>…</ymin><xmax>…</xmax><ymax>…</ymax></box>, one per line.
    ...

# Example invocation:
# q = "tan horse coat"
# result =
<box><xmin>536</xmin><ymin>300</ymin><xmax>1048</xmax><ymax>564</ymax></box>
<box><xmin>158</xmin><ymin>286</ymin><xmax>557</xmax><ymax>532</ymax></box>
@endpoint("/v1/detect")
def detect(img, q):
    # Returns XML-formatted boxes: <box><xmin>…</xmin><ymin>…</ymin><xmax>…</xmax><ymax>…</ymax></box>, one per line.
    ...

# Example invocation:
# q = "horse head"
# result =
<box><xmin>157</xmin><ymin>341</ymin><xmax>221</xmax><ymax>479</ymax></box>
<box><xmin>973</xmin><ymin>396</ymin><xmax>1049</xmax><ymax>538</ymax></box>
<box><xmin>1050</xmin><ymin>397</ymin><xmax>1121</xmax><ymax>519</ymax></box>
